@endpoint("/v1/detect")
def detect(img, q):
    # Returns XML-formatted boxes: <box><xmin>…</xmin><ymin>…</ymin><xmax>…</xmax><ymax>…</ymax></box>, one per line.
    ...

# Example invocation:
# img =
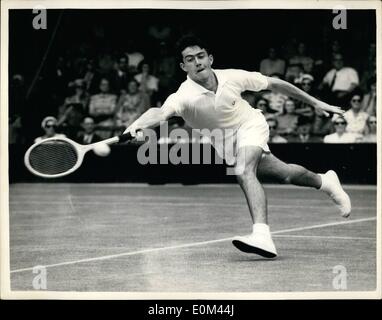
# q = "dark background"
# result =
<box><xmin>8</xmin><ymin>9</ymin><xmax>377</xmax><ymax>184</ymax></box>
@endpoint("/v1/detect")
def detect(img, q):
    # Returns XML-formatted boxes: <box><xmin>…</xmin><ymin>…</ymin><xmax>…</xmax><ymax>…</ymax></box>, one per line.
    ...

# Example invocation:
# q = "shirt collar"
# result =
<box><xmin>186</xmin><ymin>69</ymin><xmax>228</xmax><ymax>94</ymax></box>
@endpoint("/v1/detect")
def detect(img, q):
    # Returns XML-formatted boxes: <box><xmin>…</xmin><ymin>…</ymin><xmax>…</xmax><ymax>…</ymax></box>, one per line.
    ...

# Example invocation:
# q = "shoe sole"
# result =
<box><xmin>232</xmin><ymin>240</ymin><xmax>277</xmax><ymax>258</ymax></box>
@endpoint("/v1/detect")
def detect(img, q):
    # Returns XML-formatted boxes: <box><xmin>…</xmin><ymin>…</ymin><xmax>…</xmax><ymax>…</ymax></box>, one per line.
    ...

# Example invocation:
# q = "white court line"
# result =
<box><xmin>10</xmin><ymin>216</ymin><xmax>376</xmax><ymax>274</ymax></box>
<box><xmin>273</xmin><ymin>235</ymin><xmax>375</xmax><ymax>241</ymax></box>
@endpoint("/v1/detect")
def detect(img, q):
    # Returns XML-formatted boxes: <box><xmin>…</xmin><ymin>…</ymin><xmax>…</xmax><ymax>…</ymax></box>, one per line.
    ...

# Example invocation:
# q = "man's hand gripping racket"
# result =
<box><xmin>24</xmin><ymin>132</ymin><xmax>134</xmax><ymax>178</ymax></box>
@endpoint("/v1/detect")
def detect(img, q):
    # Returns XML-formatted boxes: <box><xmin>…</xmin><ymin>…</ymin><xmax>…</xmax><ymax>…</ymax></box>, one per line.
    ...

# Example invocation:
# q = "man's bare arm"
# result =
<box><xmin>267</xmin><ymin>77</ymin><xmax>344</xmax><ymax>115</ymax></box>
<box><xmin>123</xmin><ymin>106</ymin><xmax>176</xmax><ymax>136</ymax></box>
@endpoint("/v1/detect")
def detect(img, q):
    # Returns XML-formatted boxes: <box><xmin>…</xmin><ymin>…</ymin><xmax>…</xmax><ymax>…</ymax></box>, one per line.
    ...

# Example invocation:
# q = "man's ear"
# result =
<box><xmin>209</xmin><ymin>54</ymin><xmax>214</xmax><ymax>66</ymax></box>
<box><xmin>180</xmin><ymin>62</ymin><xmax>187</xmax><ymax>72</ymax></box>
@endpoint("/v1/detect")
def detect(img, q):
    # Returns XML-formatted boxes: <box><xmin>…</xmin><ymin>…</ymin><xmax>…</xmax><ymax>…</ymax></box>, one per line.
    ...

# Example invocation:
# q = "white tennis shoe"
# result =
<box><xmin>320</xmin><ymin>170</ymin><xmax>351</xmax><ymax>218</ymax></box>
<box><xmin>232</xmin><ymin>232</ymin><xmax>277</xmax><ymax>258</ymax></box>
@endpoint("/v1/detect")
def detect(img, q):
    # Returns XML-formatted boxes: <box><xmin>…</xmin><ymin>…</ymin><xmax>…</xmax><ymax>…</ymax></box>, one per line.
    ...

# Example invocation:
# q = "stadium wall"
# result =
<box><xmin>9</xmin><ymin>143</ymin><xmax>377</xmax><ymax>185</ymax></box>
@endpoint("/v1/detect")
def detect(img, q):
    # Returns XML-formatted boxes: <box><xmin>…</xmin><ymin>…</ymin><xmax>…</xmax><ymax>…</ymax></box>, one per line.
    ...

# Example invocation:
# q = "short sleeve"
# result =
<box><xmin>161</xmin><ymin>93</ymin><xmax>184</xmax><ymax>117</ymax></box>
<box><xmin>348</xmin><ymin>68</ymin><xmax>359</xmax><ymax>85</ymax></box>
<box><xmin>228</xmin><ymin>69</ymin><xmax>269</xmax><ymax>92</ymax></box>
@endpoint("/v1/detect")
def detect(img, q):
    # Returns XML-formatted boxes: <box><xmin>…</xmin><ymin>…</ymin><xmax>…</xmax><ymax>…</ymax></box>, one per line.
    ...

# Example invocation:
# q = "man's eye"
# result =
<box><xmin>186</xmin><ymin>58</ymin><xmax>193</xmax><ymax>63</ymax></box>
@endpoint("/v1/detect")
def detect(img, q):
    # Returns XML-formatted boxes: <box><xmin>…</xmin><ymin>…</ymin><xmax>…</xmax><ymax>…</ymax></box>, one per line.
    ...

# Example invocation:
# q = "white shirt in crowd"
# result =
<box><xmin>342</xmin><ymin>109</ymin><xmax>369</xmax><ymax>134</ymax></box>
<box><xmin>323</xmin><ymin>132</ymin><xmax>361</xmax><ymax>143</ymax></box>
<box><xmin>322</xmin><ymin>67</ymin><xmax>359</xmax><ymax>92</ymax></box>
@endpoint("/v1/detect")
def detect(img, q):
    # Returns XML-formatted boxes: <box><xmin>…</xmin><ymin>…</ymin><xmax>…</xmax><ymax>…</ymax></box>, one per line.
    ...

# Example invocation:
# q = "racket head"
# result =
<box><xmin>24</xmin><ymin>137</ymin><xmax>87</xmax><ymax>178</ymax></box>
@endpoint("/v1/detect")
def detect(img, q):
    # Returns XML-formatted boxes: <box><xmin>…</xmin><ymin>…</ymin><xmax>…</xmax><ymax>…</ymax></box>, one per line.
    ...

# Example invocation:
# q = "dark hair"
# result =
<box><xmin>175</xmin><ymin>35</ymin><xmax>210</xmax><ymax>62</ymax></box>
<box><xmin>137</xmin><ymin>59</ymin><xmax>151</xmax><ymax>73</ymax></box>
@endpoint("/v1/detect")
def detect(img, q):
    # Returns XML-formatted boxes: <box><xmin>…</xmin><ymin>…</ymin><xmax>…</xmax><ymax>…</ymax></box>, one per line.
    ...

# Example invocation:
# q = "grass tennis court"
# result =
<box><xmin>9</xmin><ymin>183</ymin><xmax>376</xmax><ymax>292</ymax></box>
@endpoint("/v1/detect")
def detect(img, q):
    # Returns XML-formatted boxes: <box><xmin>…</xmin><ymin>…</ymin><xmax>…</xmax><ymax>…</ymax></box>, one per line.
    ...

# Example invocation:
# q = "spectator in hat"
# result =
<box><xmin>261</xmin><ymin>73</ymin><xmax>289</xmax><ymax>115</ymax></box>
<box><xmin>294</xmin><ymin>74</ymin><xmax>316</xmax><ymax>119</ymax></box>
<box><xmin>34</xmin><ymin>116</ymin><xmax>66</xmax><ymax>143</ymax></box>
<box><xmin>323</xmin><ymin>116</ymin><xmax>361</xmax><ymax>143</ymax></box>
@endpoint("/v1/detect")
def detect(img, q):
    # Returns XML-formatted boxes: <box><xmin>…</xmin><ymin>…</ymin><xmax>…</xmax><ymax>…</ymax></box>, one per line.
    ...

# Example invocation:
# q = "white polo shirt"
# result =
<box><xmin>161</xmin><ymin>69</ymin><xmax>269</xmax><ymax>131</ymax></box>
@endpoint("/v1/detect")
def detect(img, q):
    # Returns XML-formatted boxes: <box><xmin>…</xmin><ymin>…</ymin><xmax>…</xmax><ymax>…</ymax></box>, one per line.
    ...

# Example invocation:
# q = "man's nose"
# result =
<box><xmin>195</xmin><ymin>58</ymin><xmax>201</xmax><ymax>66</ymax></box>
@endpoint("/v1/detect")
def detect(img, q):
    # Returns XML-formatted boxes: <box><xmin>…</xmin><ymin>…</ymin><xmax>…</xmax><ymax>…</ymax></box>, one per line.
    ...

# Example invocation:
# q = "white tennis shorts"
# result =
<box><xmin>211</xmin><ymin>109</ymin><xmax>270</xmax><ymax>165</ymax></box>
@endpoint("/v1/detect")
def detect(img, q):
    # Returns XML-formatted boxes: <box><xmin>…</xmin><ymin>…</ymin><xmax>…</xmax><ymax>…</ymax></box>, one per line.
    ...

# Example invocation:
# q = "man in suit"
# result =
<box><xmin>76</xmin><ymin>117</ymin><xmax>102</xmax><ymax>144</ymax></box>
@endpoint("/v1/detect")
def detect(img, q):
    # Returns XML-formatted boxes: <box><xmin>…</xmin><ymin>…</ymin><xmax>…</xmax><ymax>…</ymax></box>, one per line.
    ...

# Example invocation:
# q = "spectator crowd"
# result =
<box><xmin>9</xmin><ymin>30</ymin><xmax>376</xmax><ymax>145</ymax></box>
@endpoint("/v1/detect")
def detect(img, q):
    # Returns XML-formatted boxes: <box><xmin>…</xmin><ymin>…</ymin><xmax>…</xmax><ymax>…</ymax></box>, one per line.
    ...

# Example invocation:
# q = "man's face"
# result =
<box><xmin>100</xmin><ymin>79</ymin><xmax>109</xmax><ymax>93</ymax></box>
<box><xmin>180</xmin><ymin>46</ymin><xmax>213</xmax><ymax>82</ymax></box>
<box><xmin>332</xmin><ymin>54</ymin><xmax>344</xmax><ymax>70</ymax></box>
<box><xmin>83</xmin><ymin>118</ymin><xmax>95</xmax><ymax>133</ymax></box>
<box><xmin>334</xmin><ymin>119</ymin><xmax>347</xmax><ymax>134</ymax></box>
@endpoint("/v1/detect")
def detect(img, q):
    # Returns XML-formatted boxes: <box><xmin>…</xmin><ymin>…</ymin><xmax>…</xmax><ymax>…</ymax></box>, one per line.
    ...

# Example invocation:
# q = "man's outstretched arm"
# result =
<box><xmin>123</xmin><ymin>105</ymin><xmax>176</xmax><ymax>136</ymax></box>
<box><xmin>267</xmin><ymin>77</ymin><xmax>344</xmax><ymax>115</ymax></box>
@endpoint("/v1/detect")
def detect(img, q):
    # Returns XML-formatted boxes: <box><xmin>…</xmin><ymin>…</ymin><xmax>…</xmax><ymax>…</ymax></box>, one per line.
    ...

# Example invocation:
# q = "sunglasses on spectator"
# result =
<box><xmin>368</xmin><ymin>121</ymin><xmax>377</xmax><ymax>124</ymax></box>
<box><xmin>268</xmin><ymin>125</ymin><xmax>277</xmax><ymax>129</ymax></box>
<box><xmin>45</xmin><ymin>124</ymin><xmax>56</xmax><ymax>128</ymax></box>
<box><xmin>334</xmin><ymin>122</ymin><xmax>346</xmax><ymax>125</ymax></box>
<box><xmin>302</xmin><ymin>82</ymin><xmax>312</xmax><ymax>85</ymax></box>
<box><xmin>351</xmin><ymin>98</ymin><xmax>361</xmax><ymax>102</ymax></box>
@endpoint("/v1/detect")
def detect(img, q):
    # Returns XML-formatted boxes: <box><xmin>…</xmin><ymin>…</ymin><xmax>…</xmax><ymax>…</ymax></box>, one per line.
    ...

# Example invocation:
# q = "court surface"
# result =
<box><xmin>9</xmin><ymin>183</ymin><xmax>377</xmax><ymax>292</ymax></box>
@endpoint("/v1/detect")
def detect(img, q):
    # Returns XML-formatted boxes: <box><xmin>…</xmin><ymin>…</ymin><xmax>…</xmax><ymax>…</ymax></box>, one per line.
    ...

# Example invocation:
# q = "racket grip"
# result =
<box><xmin>118</xmin><ymin>132</ymin><xmax>133</xmax><ymax>143</ymax></box>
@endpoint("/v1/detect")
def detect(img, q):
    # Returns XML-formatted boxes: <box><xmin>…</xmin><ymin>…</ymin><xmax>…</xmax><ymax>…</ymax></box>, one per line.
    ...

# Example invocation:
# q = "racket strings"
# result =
<box><xmin>28</xmin><ymin>140</ymin><xmax>78</xmax><ymax>175</ymax></box>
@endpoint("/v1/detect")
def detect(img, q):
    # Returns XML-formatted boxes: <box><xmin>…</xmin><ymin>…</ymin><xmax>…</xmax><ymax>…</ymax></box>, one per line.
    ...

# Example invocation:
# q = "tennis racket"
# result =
<box><xmin>24</xmin><ymin>132</ymin><xmax>133</xmax><ymax>178</ymax></box>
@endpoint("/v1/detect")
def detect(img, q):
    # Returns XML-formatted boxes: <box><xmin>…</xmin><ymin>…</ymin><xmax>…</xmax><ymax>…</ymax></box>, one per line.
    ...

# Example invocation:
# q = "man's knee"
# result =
<box><xmin>283</xmin><ymin>164</ymin><xmax>307</xmax><ymax>184</ymax></box>
<box><xmin>235</xmin><ymin>164</ymin><xmax>256</xmax><ymax>184</ymax></box>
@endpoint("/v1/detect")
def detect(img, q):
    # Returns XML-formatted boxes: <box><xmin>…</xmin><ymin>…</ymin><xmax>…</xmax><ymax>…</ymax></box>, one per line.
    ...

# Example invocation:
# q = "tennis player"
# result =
<box><xmin>125</xmin><ymin>36</ymin><xmax>351</xmax><ymax>258</ymax></box>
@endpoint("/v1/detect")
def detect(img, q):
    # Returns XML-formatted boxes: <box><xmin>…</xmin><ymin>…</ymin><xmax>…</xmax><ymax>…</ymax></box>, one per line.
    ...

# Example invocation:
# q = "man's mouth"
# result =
<box><xmin>197</xmin><ymin>68</ymin><xmax>205</xmax><ymax>73</ymax></box>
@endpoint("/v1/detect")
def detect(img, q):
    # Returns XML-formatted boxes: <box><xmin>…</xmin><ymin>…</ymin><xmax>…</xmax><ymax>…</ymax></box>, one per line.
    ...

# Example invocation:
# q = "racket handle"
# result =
<box><xmin>118</xmin><ymin>132</ymin><xmax>133</xmax><ymax>143</ymax></box>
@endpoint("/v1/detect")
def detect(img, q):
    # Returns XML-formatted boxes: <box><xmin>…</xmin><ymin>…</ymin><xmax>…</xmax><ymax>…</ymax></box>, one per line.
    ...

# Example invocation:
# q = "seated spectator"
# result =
<box><xmin>261</xmin><ymin>73</ymin><xmax>289</xmax><ymax>114</ymax></box>
<box><xmin>323</xmin><ymin>117</ymin><xmax>361</xmax><ymax>143</ymax></box>
<box><xmin>115</xmin><ymin>79</ymin><xmax>150</xmax><ymax>128</ymax></box>
<box><xmin>360</xmin><ymin>115</ymin><xmax>377</xmax><ymax>143</ymax></box>
<box><xmin>76</xmin><ymin>117</ymin><xmax>102</xmax><ymax>144</ymax></box>
<box><xmin>289</xmin><ymin>42</ymin><xmax>315</xmax><ymax>74</ymax></box>
<box><xmin>294</xmin><ymin>74</ymin><xmax>316</xmax><ymax>119</ymax></box>
<box><xmin>57</xmin><ymin>103</ymin><xmax>86</xmax><ymax>139</ymax></box>
<box><xmin>361</xmin><ymin>77</ymin><xmax>376</xmax><ymax>116</ymax></box>
<box><xmin>63</xmin><ymin>79</ymin><xmax>89</xmax><ymax>108</ymax></box>
<box><xmin>259</xmin><ymin>47</ymin><xmax>286</xmax><ymax>76</ymax></box>
<box><xmin>88</xmin><ymin>78</ymin><xmax>118</xmax><ymax>138</ymax></box>
<box><xmin>110</xmin><ymin>55</ymin><xmax>130</xmax><ymax>95</ymax></box>
<box><xmin>254</xmin><ymin>97</ymin><xmax>272</xmax><ymax>119</ymax></box>
<box><xmin>319</xmin><ymin>53</ymin><xmax>359</xmax><ymax>109</ymax></box>
<box><xmin>285</xmin><ymin>63</ymin><xmax>304</xmax><ymax>84</ymax></box>
<box><xmin>34</xmin><ymin>116</ymin><xmax>66</xmax><ymax>143</ymax></box>
<box><xmin>152</xmin><ymin>41</ymin><xmax>177</xmax><ymax>105</ymax></box>
<box><xmin>311</xmin><ymin>108</ymin><xmax>333</xmax><ymax>137</ymax></box>
<box><xmin>125</xmin><ymin>39</ymin><xmax>145</xmax><ymax>75</ymax></box>
<box><xmin>267</xmin><ymin>118</ymin><xmax>287</xmax><ymax>143</ymax></box>
<box><xmin>134</xmin><ymin>60</ymin><xmax>159</xmax><ymax>97</ymax></box>
<box><xmin>339</xmin><ymin>93</ymin><xmax>369</xmax><ymax>135</ymax></box>
<box><xmin>276</xmin><ymin>99</ymin><xmax>298</xmax><ymax>136</ymax></box>
<box><xmin>288</xmin><ymin>117</ymin><xmax>322</xmax><ymax>143</ymax></box>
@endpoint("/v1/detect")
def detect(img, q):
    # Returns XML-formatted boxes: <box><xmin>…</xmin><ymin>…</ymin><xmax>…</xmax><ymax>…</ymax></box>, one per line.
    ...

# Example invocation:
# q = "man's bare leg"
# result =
<box><xmin>258</xmin><ymin>153</ymin><xmax>351</xmax><ymax>217</ymax></box>
<box><xmin>232</xmin><ymin>146</ymin><xmax>277</xmax><ymax>258</ymax></box>
<box><xmin>234</xmin><ymin>146</ymin><xmax>267</xmax><ymax>224</ymax></box>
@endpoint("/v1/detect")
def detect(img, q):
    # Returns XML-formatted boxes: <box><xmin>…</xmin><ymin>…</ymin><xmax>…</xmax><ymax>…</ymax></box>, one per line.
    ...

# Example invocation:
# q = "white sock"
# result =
<box><xmin>318</xmin><ymin>173</ymin><xmax>330</xmax><ymax>192</ymax></box>
<box><xmin>252</xmin><ymin>223</ymin><xmax>270</xmax><ymax>234</ymax></box>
